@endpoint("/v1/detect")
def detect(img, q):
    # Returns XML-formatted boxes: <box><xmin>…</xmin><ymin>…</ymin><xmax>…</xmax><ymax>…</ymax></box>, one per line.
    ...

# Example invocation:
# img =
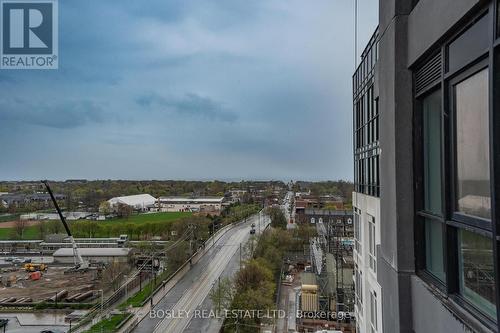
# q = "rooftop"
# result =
<box><xmin>108</xmin><ymin>194</ymin><xmax>157</xmax><ymax>206</ymax></box>
<box><xmin>53</xmin><ymin>248</ymin><xmax>132</xmax><ymax>257</ymax></box>
<box><xmin>159</xmin><ymin>197</ymin><xmax>224</xmax><ymax>203</ymax></box>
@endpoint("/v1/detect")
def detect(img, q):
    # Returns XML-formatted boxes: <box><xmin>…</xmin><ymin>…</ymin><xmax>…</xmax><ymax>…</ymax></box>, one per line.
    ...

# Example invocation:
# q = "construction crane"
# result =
<box><xmin>41</xmin><ymin>180</ymin><xmax>89</xmax><ymax>272</ymax></box>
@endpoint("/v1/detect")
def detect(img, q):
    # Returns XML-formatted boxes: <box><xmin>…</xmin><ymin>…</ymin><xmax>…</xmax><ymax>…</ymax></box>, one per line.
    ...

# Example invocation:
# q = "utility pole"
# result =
<box><xmin>151</xmin><ymin>251</ymin><xmax>155</xmax><ymax>288</ymax></box>
<box><xmin>218</xmin><ymin>276</ymin><xmax>221</xmax><ymax>313</ymax></box>
<box><xmin>99</xmin><ymin>289</ymin><xmax>104</xmax><ymax>333</ymax></box>
<box><xmin>124</xmin><ymin>275</ymin><xmax>128</xmax><ymax>302</ymax></box>
<box><xmin>239</xmin><ymin>243</ymin><xmax>242</xmax><ymax>270</ymax></box>
<box><xmin>259</xmin><ymin>211</ymin><xmax>261</xmax><ymax>234</ymax></box>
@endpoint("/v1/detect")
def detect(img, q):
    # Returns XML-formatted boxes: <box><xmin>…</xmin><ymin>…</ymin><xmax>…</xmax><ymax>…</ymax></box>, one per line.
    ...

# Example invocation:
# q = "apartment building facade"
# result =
<box><xmin>354</xmin><ymin>0</ymin><xmax>500</xmax><ymax>332</ymax></box>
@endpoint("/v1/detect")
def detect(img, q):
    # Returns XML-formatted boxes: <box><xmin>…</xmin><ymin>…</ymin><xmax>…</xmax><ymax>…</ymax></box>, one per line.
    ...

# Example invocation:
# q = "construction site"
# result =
<box><xmin>0</xmin><ymin>181</ymin><xmax>141</xmax><ymax>333</ymax></box>
<box><xmin>0</xmin><ymin>181</ymin><xmax>213</xmax><ymax>333</ymax></box>
<box><xmin>0</xmin><ymin>266</ymin><xmax>100</xmax><ymax>304</ymax></box>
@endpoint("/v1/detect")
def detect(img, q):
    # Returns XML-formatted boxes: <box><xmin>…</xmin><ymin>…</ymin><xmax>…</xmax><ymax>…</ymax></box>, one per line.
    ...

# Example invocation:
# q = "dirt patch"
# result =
<box><xmin>0</xmin><ymin>220</ymin><xmax>39</xmax><ymax>229</ymax></box>
<box><xmin>0</xmin><ymin>267</ymin><xmax>98</xmax><ymax>301</ymax></box>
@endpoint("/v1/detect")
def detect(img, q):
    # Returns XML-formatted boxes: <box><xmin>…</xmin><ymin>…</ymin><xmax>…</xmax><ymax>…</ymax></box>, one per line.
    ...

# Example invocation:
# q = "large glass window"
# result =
<box><xmin>455</xmin><ymin>68</ymin><xmax>491</xmax><ymax>219</ymax></box>
<box><xmin>354</xmin><ymin>210</ymin><xmax>362</xmax><ymax>254</ymax></box>
<box><xmin>424</xmin><ymin>218</ymin><xmax>445</xmax><ymax>281</ymax></box>
<box><xmin>423</xmin><ymin>90</ymin><xmax>442</xmax><ymax>215</ymax></box>
<box><xmin>368</xmin><ymin>215</ymin><xmax>376</xmax><ymax>273</ymax></box>
<box><xmin>458</xmin><ymin>229</ymin><xmax>496</xmax><ymax>318</ymax></box>
<box><xmin>370</xmin><ymin>290</ymin><xmax>378</xmax><ymax>333</ymax></box>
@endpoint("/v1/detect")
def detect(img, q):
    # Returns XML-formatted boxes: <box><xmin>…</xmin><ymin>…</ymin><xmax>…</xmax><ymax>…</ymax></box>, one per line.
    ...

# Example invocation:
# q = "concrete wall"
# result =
<box><xmin>407</xmin><ymin>0</ymin><xmax>481</xmax><ymax>66</ymax></box>
<box><xmin>411</xmin><ymin>276</ymin><xmax>493</xmax><ymax>333</ymax></box>
<box><xmin>378</xmin><ymin>1</ymin><xmax>414</xmax><ymax>332</ymax></box>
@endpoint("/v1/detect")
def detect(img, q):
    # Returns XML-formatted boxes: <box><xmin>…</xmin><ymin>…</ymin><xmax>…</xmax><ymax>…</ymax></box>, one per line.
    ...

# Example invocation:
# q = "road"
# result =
<box><xmin>132</xmin><ymin>213</ymin><xmax>269</xmax><ymax>333</ymax></box>
<box><xmin>283</xmin><ymin>191</ymin><xmax>296</xmax><ymax>229</ymax></box>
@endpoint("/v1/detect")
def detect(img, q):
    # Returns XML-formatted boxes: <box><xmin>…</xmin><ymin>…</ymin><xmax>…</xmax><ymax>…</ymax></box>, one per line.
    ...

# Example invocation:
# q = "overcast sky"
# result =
<box><xmin>0</xmin><ymin>0</ymin><xmax>378</xmax><ymax>181</ymax></box>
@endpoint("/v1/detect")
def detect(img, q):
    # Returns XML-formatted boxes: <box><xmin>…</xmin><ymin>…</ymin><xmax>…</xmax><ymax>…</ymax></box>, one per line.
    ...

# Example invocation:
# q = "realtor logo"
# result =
<box><xmin>0</xmin><ymin>0</ymin><xmax>58</xmax><ymax>69</ymax></box>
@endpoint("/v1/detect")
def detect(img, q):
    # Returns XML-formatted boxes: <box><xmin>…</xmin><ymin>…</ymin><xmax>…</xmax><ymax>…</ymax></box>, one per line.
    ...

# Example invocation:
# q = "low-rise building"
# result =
<box><xmin>20</xmin><ymin>212</ymin><xmax>94</xmax><ymax>221</ymax></box>
<box><xmin>300</xmin><ymin>272</ymin><xmax>319</xmax><ymax>312</ymax></box>
<box><xmin>53</xmin><ymin>247</ymin><xmax>132</xmax><ymax>264</ymax></box>
<box><xmin>158</xmin><ymin>197</ymin><xmax>224</xmax><ymax>213</ymax></box>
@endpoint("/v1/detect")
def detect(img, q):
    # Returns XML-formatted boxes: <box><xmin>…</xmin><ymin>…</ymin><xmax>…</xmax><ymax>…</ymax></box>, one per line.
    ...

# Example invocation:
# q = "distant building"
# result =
<box><xmin>158</xmin><ymin>197</ymin><xmax>224</xmax><ymax>213</ymax></box>
<box><xmin>0</xmin><ymin>192</ymin><xmax>65</xmax><ymax>208</ymax></box>
<box><xmin>294</xmin><ymin>196</ymin><xmax>344</xmax><ymax>217</ymax></box>
<box><xmin>228</xmin><ymin>189</ymin><xmax>247</xmax><ymax>203</ymax></box>
<box><xmin>108</xmin><ymin>194</ymin><xmax>157</xmax><ymax>212</ymax></box>
<box><xmin>20</xmin><ymin>212</ymin><xmax>93</xmax><ymax>221</ymax></box>
<box><xmin>298</xmin><ymin>209</ymin><xmax>353</xmax><ymax>227</ymax></box>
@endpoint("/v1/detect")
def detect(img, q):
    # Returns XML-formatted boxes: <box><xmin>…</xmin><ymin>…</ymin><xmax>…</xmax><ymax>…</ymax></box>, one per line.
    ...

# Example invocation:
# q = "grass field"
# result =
<box><xmin>0</xmin><ymin>225</ymin><xmax>39</xmax><ymax>240</ymax></box>
<box><xmin>103</xmin><ymin>211</ymin><xmax>192</xmax><ymax>225</ymax></box>
<box><xmin>83</xmin><ymin>313</ymin><xmax>129</xmax><ymax>333</ymax></box>
<box><xmin>0</xmin><ymin>211</ymin><xmax>193</xmax><ymax>240</ymax></box>
<box><xmin>0</xmin><ymin>214</ymin><xmax>20</xmax><ymax>223</ymax></box>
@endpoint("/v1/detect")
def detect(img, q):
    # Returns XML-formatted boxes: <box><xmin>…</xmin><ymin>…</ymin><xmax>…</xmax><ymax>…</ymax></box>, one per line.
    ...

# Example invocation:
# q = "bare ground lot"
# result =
<box><xmin>0</xmin><ymin>220</ymin><xmax>39</xmax><ymax>228</ymax></box>
<box><xmin>0</xmin><ymin>267</ymin><xmax>97</xmax><ymax>302</ymax></box>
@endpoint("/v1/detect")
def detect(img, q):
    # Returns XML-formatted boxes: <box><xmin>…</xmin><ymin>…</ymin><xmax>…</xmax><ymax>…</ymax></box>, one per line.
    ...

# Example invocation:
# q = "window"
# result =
<box><xmin>355</xmin><ymin>268</ymin><xmax>363</xmax><ymax>311</ymax></box>
<box><xmin>423</xmin><ymin>89</ymin><xmax>442</xmax><ymax>215</ymax></box>
<box><xmin>424</xmin><ymin>218</ymin><xmax>445</xmax><ymax>281</ymax></box>
<box><xmin>354</xmin><ymin>211</ymin><xmax>362</xmax><ymax>254</ymax></box>
<box><xmin>458</xmin><ymin>230</ymin><xmax>496</xmax><ymax>318</ymax></box>
<box><xmin>353</xmin><ymin>30</ymin><xmax>379</xmax><ymax>198</ymax></box>
<box><xmin>368</xmin><ymin>215</ymin><xmax>376</xmax><ymax>273</ymax></box>
<box><xmin>370</xmin><ymin>290</ymin><xmax>378</xmax><ymax>333</ymax></box>
<box><xmin>454</xmin><ymin>68</ymin><xmax>491</xmax><ymax>220</ymax></box>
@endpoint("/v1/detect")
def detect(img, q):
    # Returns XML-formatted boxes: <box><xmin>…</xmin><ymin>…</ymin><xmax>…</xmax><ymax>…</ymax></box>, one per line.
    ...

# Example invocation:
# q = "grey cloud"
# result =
<box><xmin>0</xmin><ymin>74</ymin><xmax>17</xmax><ymax>83</ymax></box>
<box><xmin>0</xmin><ymin>100</ymin><xmax>105</xmax><ymax>129</ymax></box>
<box><xmin>136</xmin><ymin>92</ymin><xmax>237</xmax><ymax>122</ymax></box>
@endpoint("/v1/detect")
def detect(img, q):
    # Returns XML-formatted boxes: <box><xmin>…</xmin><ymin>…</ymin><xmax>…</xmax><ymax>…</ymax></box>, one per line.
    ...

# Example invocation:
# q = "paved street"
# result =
<box><xmin>132</xmin><ymin>213</ymin><xmax>269</xmax><ymax>333</ymax></box>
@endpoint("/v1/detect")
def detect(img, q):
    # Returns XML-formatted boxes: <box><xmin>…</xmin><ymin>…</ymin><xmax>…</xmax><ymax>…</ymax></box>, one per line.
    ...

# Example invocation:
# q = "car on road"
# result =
<box><xmin>40</xmin><ymin>329</ymin><xmax>64</xmax><ymax>333</ymax></box>
<box><xmin>250</xmin><ymin>228</ymin><xmax>256</xmax><ymax>235</ymax></box>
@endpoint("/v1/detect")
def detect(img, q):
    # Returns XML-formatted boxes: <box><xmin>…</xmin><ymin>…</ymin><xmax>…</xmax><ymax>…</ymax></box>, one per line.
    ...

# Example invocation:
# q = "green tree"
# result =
<box><xmin>99</xmin><ymin>201</ymin><xmax>111</xmax><ymax>214</ymax></box>
<box><xmin>117</xmin><ymin>203</ymin><xmax>133</xmax><ymax>219</ymax></box>
<box><xmin>266</xmin><ymin>207</ymin><xmax>287</xmax><ymax>229</ymax></box>
<box><xmin>36</xmin><ymin>221</ymin><xmax>48</xmax><ymax>239</ymax></box>
<box><xmin>209</xmin><ymin>277</ymin><xmax>234</xmax><ymax>312</ymax></box>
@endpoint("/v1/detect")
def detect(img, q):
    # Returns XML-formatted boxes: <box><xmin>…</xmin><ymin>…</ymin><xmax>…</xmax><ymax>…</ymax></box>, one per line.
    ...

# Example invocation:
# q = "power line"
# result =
<box><xmin>354</xmin><ymin>0</ymin><xmax>358</xmax><ymax>69</ymax></box>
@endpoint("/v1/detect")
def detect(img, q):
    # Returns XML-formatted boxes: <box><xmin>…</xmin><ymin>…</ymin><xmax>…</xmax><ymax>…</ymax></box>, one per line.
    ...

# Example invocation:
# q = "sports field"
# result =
<box><xmin>0</xmin><ymin>211</ymin><xmax>192</xmax><ymax>240</ymax></box>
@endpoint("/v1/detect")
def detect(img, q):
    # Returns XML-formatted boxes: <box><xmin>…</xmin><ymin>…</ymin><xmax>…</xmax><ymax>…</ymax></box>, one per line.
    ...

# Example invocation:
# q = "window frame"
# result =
<box><xmin>368</xmin><ymin>215</ymin><xmax>376</xmax><ymax>274</ymax></box>
<box><xmin>448</xmin><ymin>59</ymin><xmax>492</xmax><ymax>232</ymax></box>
